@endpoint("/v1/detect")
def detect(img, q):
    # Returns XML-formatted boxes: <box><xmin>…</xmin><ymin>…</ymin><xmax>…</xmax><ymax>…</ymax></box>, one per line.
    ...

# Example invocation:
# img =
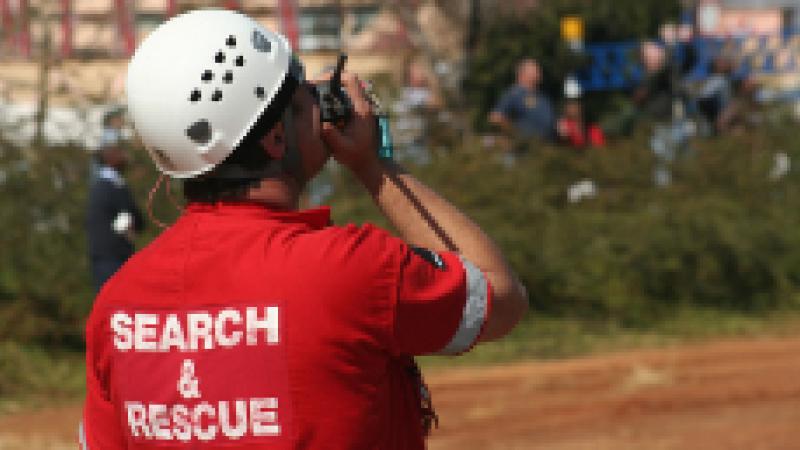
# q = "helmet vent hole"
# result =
<box><xmin>235</xmin><ymin>55</ymin><xmax>245</xmax><ymax>67</ymax></box>
<box><xmin>186</xmin><ymin>119</ymin><xmax>212</xmax><ymax>144</ymax></box>
<box><xmin>189</xmin><ymin>89</ymin><xmax>201</xmax><ymax>102</ymax></box>
<box><xmin>226</xmin><ymin>35</ymin><xmax>237</xmax><ymax>47</ymax></box>
<box><xmin>211</xmin><ymin>89</ymin><xmax>223</xmax><ymax>102</ymax></box>
<box><xmin>251</xmin><ymin>30</ymin><xmax>271</xmax><ymax>53</ymax></box>
<box><xmin>223</xmin><ymin>71</ymin><xmax>233</xmax><ymax>84</ymax></box>
<box><xmin>255</xmin><ymin>86</ymin><xmax>265</xmax><ymax>99</ymax></box>
<box><xmin>215</xmin><ymin>51</ymin><xmax>226</xmax><ymax>63</ymax></box>
<box><xmin>201</xmin><ymin>70</ymin><xmax>213</xmax><ymax>82</ymax></box>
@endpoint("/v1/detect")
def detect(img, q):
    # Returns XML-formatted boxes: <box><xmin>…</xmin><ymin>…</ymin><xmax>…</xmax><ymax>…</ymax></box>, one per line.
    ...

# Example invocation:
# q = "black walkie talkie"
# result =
<box><xmin>315</xmin><ymin>53</ymin><xmax>394</xmax><ymax>160</ymax></box>
<box><xmin>316</xmin><ymin>54</ymin><xmax>353</xmax><ymax>128</ymax></box>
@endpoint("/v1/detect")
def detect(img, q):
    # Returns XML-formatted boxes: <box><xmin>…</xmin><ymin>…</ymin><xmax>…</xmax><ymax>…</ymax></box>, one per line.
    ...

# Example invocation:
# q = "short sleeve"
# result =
<box><xmin>392</xmin><ymin>245</ymin><xmax>493</xmax><ymax>356</ymax></box>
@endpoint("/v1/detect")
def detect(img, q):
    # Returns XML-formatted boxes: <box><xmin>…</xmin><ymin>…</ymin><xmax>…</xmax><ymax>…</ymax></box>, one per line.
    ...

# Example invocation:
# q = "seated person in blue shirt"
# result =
<box><xmin>489</xmin><ymin>58</ymin><xmax>555</xmax><ymax>141</ymax></box>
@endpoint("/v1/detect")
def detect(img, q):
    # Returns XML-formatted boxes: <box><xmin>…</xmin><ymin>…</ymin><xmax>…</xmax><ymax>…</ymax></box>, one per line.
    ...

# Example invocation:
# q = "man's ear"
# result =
<box><xmin>260</xmin><ymin>122</ymin><xmax>286</xmax><ymax>159</ymax></box>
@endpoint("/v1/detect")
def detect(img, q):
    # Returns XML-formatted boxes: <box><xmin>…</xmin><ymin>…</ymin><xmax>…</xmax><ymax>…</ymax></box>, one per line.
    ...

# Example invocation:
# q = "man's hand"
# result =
<box><xmin>113</xmin><ymin>211</ymin><xmax>134</xmax><ymax>241</ymax></box>
<box><xmin>319</xmin><ymin>72</ymin><xmax>379</xmax><ymax>177</ymax></box>
<box><xmin>488</xmin><ymin>111</ymin><xmax>512</xmax><ymax>133</ymax></box>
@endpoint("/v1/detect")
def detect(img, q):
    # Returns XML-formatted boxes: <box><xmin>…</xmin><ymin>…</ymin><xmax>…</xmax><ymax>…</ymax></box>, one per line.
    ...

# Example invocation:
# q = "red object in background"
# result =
<box><xmin>18</xmin><ymin>0</ymin><xmax>29</xmax><ymax>57</ymax></box>
<box><xmin>587</xmin><ymin>125</ymin><xmax>605</xmax><ymax>147</ymax></box>
<box><xmin>166</xmin><ymin>0</ymin><xmax>177</xmax><ymax>18</ymax></box>
<box><xmin>61</xmin><ymin>0</ymin><xmax>72</xmax><ymax>58</ymax></box>
<box><xmin>278</xmin><ymin>0</ymin><xmax>299</xmax><ymax>51</ymax></box>
<box><xmin>557</xmin><ymin>118</ymin><xmax>606</xmax><ymax>148</ymax></box>
<box><xmin>0</xmin><ymin>0</ymin><xmax>13</xmax><ymax>53</ymax></box>
<box><xmin>223</xmin><ymin>0</ymin><xmax>240</xmax><ymax>10</ymax></box>
<box><xmin>116</xmin><ymin>0</ymin><xmax>134</xmax><ymax>56</ymax></box>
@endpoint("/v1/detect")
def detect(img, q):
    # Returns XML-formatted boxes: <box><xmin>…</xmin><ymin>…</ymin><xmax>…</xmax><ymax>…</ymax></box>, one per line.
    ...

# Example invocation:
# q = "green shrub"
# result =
<box><xmin>327</xmin><ymin>126</ymin><xmax>800</xmax><ymax>326</ymax></box>
<box><xmin>2</xmin><ymin>117</ymin><xmax>800</xmax><ymax>343</ymax></box>
<box><xmin>0</xmin><ymin>137</ymin><xmax>178</xmax><ymax>348</ymax></box>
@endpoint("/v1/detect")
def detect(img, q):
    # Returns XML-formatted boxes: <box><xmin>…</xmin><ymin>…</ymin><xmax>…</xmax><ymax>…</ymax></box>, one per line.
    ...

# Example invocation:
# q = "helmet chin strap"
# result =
<box><xmin>147</xmin><ymin>174</ymin><xmax>183</xmax><ymax>229</ymax></box>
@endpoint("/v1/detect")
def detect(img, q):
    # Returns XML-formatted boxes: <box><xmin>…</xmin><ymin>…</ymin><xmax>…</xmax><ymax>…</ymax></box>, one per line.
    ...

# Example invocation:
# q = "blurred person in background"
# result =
<box><xmin>602</xmin><ymin>41</ymin><xmax>683</xmax><ymax>138</ymax></box>
<box><xmin>556</xmin><ymin>99</ymin><xmax>606</xmax><ymax>149</ymax></box>
<box><xmin>393</xmin><ymin>60</ymin><xmax>441</xmax><ymax>164</ymax></box>
<box><xmin>85</xmin><ymin>111</ymin><xmax>145</xmax><ymax>293</ymax></box>
<box><xmin>717</xmin><ymin>76</ymin><xmax>764</xmax><ymax>135</ymax></box>
<box><xmin>402</xmin><ymin>60</ymin><xmax>441</xmax><ymax>111</ymax></box>
<box><xmin>636</xmin><ymin>41</ymin><xmax>677</xmax><ymax>120</ymax></box>
<box><xmin>489</xmin><ymin>58</ymin><xmax>555</xmax><ymax>143</ymax></box>
<box><xmin>696</xmin><ymin>57</ymin><xmax>733</xmax><ymax>136</ymax></box>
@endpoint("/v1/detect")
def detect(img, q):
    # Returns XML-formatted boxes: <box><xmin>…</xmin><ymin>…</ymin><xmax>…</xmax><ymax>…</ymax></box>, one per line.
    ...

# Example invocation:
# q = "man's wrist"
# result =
<box><xmin>352</xmin><ymin>159</ymin><xmax>384</xmax><ymax>196</ymax></box>
<box><xmin>353</xmin><ymin>159</ymin><xmax>402</xmax><ymax>198</ymax></box>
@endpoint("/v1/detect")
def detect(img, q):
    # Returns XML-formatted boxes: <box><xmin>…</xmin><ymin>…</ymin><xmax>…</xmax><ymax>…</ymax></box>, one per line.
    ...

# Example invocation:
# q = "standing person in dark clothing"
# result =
<box><xmin>86</xmin><ymin>130</ymin><xmax>145</xmax><ymax>293</ymax></box>
<box><xmin>489</xmin><ymin>58</ymin><xmax>555</xmax><ymax>141</ymax></box>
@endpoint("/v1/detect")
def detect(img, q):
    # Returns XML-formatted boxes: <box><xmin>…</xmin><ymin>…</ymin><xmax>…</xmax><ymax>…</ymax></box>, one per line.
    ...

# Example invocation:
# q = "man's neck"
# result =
<box><xmin>244</xmin><ymin>176</ymin><xmax>300</xmax><ymax>211</ymax></box>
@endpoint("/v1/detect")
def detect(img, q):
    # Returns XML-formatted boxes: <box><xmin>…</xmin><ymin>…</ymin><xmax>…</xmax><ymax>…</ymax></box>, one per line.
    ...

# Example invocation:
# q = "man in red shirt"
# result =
<box><xmin>81</xmin><ymin>10</ymin><xmax>527</xmax><ymax>450</ymax></box>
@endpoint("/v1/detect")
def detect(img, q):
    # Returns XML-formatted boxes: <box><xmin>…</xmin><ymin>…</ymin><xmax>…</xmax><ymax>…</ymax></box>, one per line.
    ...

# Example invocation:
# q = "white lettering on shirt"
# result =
<box><xmin>159</xmin><ymin>314</ymin><xmax>186</xmax><ymax>351</ymax></box>
<box><xmin>134</xmin><ymin>314</ymin><xmax>158</xmax><ymax>351</ymax></box>
<box><xmin>193</xmin><ymin>402</ymin><xmax>218</xmax><ymax>441</ymax></box>
<box><xmin>125</xmin><ymin>398</ymin><xmax>281</xmax><ymax>442</ymax></box>
<box><xmin>109</xmin><ymin>307</ymin><xmax>280</xmax><ymax>352</ymax></box>
<box><xmin>126</xmin><ymin>402</ymin><xmax>150</xmax><ymax>438</ymax></box>
<box><xmin>246</xmin><ymin>307</ymin><xmax>279</xmax><ymax>345</ymax></box>
<box><xmin>172</xmin><ymin>404</ymin><xmax>192</xmax><ymax>442</ymax></box>
<box><xmin>149</xmin><ymin>403</ymin><xmax>171</xmax><ymax>440</ymax></box>
<box><xmin>111</xmin><ymin>313</ymin><xmax>133</xmax><ymax>351</ymax></box>
<box><xmin>250</xmin><ymin>397</ymin><xmax>280</xmax><ymax>436</ymax></box>
<box><xmin>219</xmin><ymin>399</ymin><xmax>248</xmax><ymax>439</ymax></box>
<box><xmin>187</xmin><ymin>313</ymin><xmax>213</xmax><ymax>351</ymax></box>
<box><xmin>215</xmin><ymin>309</ymin><xmax>243</xmax><ymax>348</ymax></box>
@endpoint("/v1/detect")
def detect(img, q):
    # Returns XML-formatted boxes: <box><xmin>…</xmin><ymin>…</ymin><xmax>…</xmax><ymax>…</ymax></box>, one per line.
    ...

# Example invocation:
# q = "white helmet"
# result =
<box><xmin>126</xmin><ymin>9</ymin><xmax>303</xmax><ymax>179</ymax></box>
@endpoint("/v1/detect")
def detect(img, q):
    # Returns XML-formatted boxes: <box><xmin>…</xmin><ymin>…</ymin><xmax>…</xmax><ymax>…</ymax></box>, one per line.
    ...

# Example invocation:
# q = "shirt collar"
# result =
<box><xmin>185</xmin><ymin>202</ymin><xmax>332</xmax><ymax>229</ymax></box>
<box><xmin>95</xmin><ymin>165</ymin><xmax>126</xmax><ymax>187</ymax></box>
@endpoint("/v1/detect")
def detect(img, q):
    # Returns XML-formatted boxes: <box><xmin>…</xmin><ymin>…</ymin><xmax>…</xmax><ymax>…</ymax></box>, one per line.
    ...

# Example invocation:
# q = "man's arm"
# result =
<box><xmin>362</xmin><ymin>162</ymin><xmax>527</xmax><ymax>341</ymax></box>
<box><xmin>488</xmin><ymin>111</ymin><xmax>513</xmax><ymax>133</ymax></box>
<box><xmin>488</xmin><ymin>90</ymin><xmax>514</xmax><ymax>133</ymax></box>
<box><xmin>322</xmin><ymin>74</ymin><xmax>528</xmax><ymax>342</ymax></box>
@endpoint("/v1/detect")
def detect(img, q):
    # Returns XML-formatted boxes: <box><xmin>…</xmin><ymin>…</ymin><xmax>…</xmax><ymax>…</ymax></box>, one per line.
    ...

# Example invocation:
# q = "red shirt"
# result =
<box><xmin>81</xmin><ymin>203</ymin><xmax>492</xmax><ymax>450</ymax></box>
<box><xmin>557</xmin><ymin>118</ymin><xmax>606</xmax><ymax>148</ymax></box>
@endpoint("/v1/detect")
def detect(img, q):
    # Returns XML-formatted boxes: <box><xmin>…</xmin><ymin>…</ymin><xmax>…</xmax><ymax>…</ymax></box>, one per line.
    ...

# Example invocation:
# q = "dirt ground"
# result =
<box><xmin>2</xmin><ymin>336</ymin><xmax>800</xmax><ymax>450</ymax></box>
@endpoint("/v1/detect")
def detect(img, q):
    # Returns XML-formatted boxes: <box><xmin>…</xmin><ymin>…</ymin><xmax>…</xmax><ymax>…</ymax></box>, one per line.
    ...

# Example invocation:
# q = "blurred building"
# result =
<box><xmin>696</xmin><ymin>0</ymin><xmax>800</xmax><ymax>37</ymax></box>
<box><xmin>0</xmin><ymin>0</ymin><xmax>469</xmax><ymax>144</ymax></box>
<box><xmin>693</xmin><ymin>1</ymin><xmax>800</xmax><ymax>94</ymax></box>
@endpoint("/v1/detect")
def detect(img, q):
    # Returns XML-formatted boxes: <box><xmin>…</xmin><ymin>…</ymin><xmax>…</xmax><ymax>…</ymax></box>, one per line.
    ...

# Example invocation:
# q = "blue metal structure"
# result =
<box><xmin>578</xmin><ymin>35</ymin><xmax>800</xmax><ymax>92</ymax></box>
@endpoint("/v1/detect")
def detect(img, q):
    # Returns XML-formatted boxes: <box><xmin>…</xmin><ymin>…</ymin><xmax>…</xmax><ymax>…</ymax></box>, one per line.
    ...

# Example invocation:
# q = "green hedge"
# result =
<box><xmin>328</xmin><ymin>128</ymin><xmax>800</xmax><ymax>326</ymax></box>
<box><xmin>0</xmin><ymin>138</ymin><xmax>178</xmax><ymax>348</ymax></box>
<box><xmin>2</xmin><ymin>123</ymin><xmax>800</xmax><ymax>344</ymax></box>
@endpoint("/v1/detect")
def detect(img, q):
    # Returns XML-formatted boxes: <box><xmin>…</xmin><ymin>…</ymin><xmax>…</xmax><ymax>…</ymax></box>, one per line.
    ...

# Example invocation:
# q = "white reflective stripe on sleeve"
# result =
<box><xmin>437</xmin><ymin>256</ymin><xmax>489</xmax><ymax>355</ymax></box>
<box><xmin>79</xmin><ymin>421</ymin><xmax>89</xmax><ymax>450</ymax></box>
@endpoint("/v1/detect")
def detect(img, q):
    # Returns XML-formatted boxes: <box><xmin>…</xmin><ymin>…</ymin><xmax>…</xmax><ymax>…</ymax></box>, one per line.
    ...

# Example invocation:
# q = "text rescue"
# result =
<box><xmin>111</xmin><ymin>307</ymin><xmax>283</xmax><ymax>442</ymax></box>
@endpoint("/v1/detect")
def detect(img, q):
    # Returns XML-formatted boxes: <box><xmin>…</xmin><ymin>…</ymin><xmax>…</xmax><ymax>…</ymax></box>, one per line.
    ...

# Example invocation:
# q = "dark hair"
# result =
<box><xmin>183</xmin><ymin>73</ymin><xmax>299</xmax><ymax>203</ymax></box>
<box><xmin>182</xmin><ymin>125</ymin><xmax>274</xmax><ymax>203</ymax></box>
